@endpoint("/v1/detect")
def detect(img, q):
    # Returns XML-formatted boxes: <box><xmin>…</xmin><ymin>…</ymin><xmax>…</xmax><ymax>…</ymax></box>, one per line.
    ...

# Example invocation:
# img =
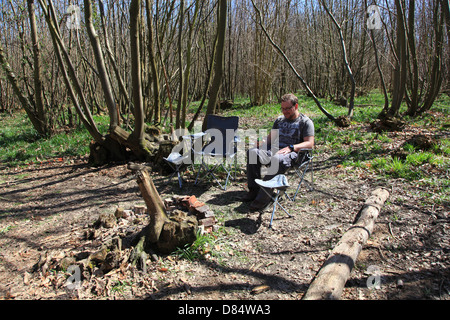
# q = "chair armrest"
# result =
<box><xmin>182</xmin><ymin>132</ymin><xmax>207</xmax><ymax>141</ymax></box>
<box><xmin>298</xmin><ymin>148</ymin><xmax>313</xmax><ymax>154</ymax></box>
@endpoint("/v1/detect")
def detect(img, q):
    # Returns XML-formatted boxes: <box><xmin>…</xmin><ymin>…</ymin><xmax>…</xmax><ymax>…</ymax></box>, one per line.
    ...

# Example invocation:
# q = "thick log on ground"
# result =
<box><xmin>303</xmin><ymin>188</ymin><xmax>390</xmax><ymax>300</ymax></box>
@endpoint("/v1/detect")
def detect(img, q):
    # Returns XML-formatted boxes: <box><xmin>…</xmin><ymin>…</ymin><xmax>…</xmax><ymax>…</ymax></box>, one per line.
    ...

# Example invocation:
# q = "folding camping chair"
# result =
<box><xmin>163</xmin><ymin>152</ymin><xmax>190</xmax><ymax>189</ymax></box>
<box><xmin>255</xmin><ymin>174</ymin><xmax>292</xmax><ymax>229</ymax></box>
<box><xmin>193</xmin><ymin>115</ymin><xmax>239</xmax><ymax>191</ymax></box>
<box><xmin>287</xmin><ymin>148</ymin><xmax>314</xmax><ymax>201</ymax></box>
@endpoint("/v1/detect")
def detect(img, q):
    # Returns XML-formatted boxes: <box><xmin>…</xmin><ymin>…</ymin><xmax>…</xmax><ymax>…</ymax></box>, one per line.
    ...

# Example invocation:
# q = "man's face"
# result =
<box><xmin>281</xmin><ymin>101</ymin><xmax>297</xmax><ymax>120</ymax></box>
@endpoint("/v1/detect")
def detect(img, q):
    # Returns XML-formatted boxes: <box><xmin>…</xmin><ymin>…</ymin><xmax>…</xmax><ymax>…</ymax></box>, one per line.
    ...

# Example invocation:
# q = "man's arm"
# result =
<box><xmin>277</xmin><ymin>136</ymin><xmax>315</xmax><ymax>155</ymax></box>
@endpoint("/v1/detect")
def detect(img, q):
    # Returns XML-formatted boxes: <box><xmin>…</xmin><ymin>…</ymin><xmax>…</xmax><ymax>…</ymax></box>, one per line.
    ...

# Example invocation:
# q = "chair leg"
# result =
<box><xmin>292</xmin><ymin>163</ymin><xmax>309</xmax><ymax>201</ymax></box>
<box><xmin>177</xmin><ymin>170</ymin><xmax>183</xmax><ymax>189</ymax></box>
<box><xmin>195</xmin><ymin>159</ymin><xmax>234</xmax><ymax>191</ymax></box>
<box><xmin>263</xmin><ymin>189</ymin><xmax>291</xmax><ymax>229</ymax></box>
<box><xmin>166</xmin><ymin>165</ymin><xmax>184</xmax><ymax>189</ymax></box>
<box><xmin>291</xmin><ymin>158</ymin><xmax>316</xmax><ymax>200</ymax></box>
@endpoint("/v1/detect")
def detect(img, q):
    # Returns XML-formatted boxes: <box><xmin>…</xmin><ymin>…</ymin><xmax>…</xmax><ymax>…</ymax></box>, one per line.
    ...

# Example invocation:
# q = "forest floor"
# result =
<box><xmin>0</xmin><ymin>117</ymin><xmax>449</xmax><ymax>302</ymax></box>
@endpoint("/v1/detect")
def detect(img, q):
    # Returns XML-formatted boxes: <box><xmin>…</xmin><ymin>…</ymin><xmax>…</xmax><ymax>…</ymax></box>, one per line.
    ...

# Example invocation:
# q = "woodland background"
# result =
<box><xmin>1</xmin><ymin>0</ymin><xmax>449</xmax><ymax>301</ymax></box>
<box><xmin>1</xmin><ymin>0</ymin><xmax>449</xmax><ymax>164</ymax></box>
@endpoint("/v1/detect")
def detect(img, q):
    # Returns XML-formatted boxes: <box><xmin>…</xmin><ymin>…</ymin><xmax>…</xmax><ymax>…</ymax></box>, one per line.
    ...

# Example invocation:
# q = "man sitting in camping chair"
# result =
<box><xmin>240</xmin><ymin>93</ymin><xmax>315</xmax><ymax>211</ymax></box>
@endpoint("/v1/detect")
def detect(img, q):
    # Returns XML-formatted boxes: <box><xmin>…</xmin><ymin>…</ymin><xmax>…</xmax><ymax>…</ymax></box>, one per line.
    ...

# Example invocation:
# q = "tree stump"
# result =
<box><xmin>134</xmin><ymin>169</ymin><xmax>198</xmax><ymax>255</ymax></box>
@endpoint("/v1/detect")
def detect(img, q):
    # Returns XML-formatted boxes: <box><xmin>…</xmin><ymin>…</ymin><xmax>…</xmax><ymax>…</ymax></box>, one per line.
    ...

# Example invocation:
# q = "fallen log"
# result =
<box><xmin>303</xmin><ymin>188</ymin><xmax>390</xmax><ymax>300</ymax></box>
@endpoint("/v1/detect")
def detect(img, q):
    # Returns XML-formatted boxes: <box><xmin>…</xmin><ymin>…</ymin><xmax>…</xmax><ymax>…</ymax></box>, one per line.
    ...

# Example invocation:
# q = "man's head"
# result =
<box><xmin>281</xmin><ymin>93</ymin><xmax>300</xmax><ymax>120</ymax></box>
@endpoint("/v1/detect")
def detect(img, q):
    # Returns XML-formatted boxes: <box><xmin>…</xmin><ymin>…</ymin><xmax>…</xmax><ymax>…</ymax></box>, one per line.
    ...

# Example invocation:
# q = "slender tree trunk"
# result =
<box><xmin>406</xmin><ymin>0</ymin><xmax>420</xmax><ymax>116</ymax></box>
<box><xmin>386</xmin><ymin>0</ymin><xmax>407</xmax><ymax>118</ymax></box>
<box><xmin>145</xmin><ymin>0</ymin><xmax>161</xmax><ymax>125</ymax></box>
<box><xmin>176</xmin><ymin>0</ymin><xmax>184</xmax><ymax>130</ymax></box>
<box><xmin>84</xmin><ymin>0</ymin><xmax>119</xmax><ymax>129</ymax></box>
<box><xmin>321</xmin><ymin>0</ymin><xmax>356</xmax><ymax>119</ymax></box>
<box><xmin>129</xmin><ymin>0</ymin><xmax>146</xmax><ymax>145</ymax></box>
<box><xmin>27</xmin><ymin>0</ymin><xmax>48</xmax><ymax>136</ymax></box>
<box><xmin>203</xmin><ymin>0</ymin><xmax>227</xmax><ymax>131</ymax></box>
<box><xmin>0</xmin><ymin>45</ymin><xmax>44</xmax><ymax>134</ymax></box>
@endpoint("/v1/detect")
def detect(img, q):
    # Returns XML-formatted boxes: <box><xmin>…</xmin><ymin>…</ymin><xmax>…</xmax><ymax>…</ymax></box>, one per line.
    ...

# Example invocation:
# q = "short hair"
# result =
<box><xmin>281</xmin><ymin>93</ymin><xmax>298</xmax><ymax>107</ymax></box>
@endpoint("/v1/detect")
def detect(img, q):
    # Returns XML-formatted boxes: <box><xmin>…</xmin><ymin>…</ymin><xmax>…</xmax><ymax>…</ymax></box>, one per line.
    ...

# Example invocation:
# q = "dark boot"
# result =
<box><xmin>239</xmin><ymin>188</ymin><xmax>259</xmax><ymax>202</ymax></box>
<box><xmin>249</xmin><ymin>188</ymin><xmax>272</xmax><ymax>211</ymax></box>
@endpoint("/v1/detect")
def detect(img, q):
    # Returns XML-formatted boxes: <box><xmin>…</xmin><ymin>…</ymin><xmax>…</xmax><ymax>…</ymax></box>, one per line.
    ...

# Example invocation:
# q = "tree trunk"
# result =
<box><xmin>303</xmin><ymin>188</ymin><xmax>390</xmax><ymax>300</ymax></box>
<box><xmin>418</xmin><ymin>2</ymin><xmax>444</xmax><ymax>114</ymax></box>
<box><xmin>135</xmin><ymin>169</ymin><xmax>198</xmax><ymax>255</ymax></box>
<box><xmin>386</xmin><ymin>0</ymin><xmax>407</xmax><ymax>119</ymax></box>
<box><xmin>442</xmin><ymin>0</ymin><xmax>450</xmax><ymax>50</ymax></box>
<box><xmin>84</xmin><ymin>0</ymin><xmax>119</xmax><ymax>129</ymax></box>
<box><xmin>321</xmin><ymin>0</ymin><xmax>356</xmax><ymax>119</ymax></box>
<box><xmin>27</xmin><ymin>0</ymin><xmax>48</xmax><ymax>136</ymax></box>
<box><xmin>203</xmin><ymin>0</ymin><xmax>227</xmax><ymax>131</ymax></box>
<box><xmin>129</xmin><ymin>0</ymin><xmax>146</xmax><ymax>145</ymax></box>
<box><xmin>145</xmin><ymin>0</ymin><xmax>162</xmax><ymax>124</ymax></box>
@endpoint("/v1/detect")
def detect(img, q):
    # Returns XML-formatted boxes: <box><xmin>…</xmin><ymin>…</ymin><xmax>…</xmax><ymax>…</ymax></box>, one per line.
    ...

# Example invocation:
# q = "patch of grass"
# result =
<box><xmin>0</xmin><ymin>225</ymin><xmax>15</xmax><ymax>234</ymax></box>
<box><xmin>0</xmin><ymin>112</ymin><xmax>109</xmax><ymax>167</ymax></box>
<box><xmin>173</xmin><ymin>229</ymin><xmax>221</xmax><ymax>262</ymax></box>
<box><xmin>405</xmin><ymin>152</ymin><xmax>435</xmax><ymax>167</ymax></box>
<box><xmin>436</xmin><ymin>138</ymin><xmax>450</xmax><ymax>156</ymax></box>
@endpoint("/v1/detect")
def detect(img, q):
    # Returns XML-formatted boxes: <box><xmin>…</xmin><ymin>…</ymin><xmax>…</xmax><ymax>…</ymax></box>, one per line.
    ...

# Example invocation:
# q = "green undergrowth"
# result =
<box><xmin>0</xmin><ymin>112</ymin><xmax>109</xmax><ymax>167</ymax></box>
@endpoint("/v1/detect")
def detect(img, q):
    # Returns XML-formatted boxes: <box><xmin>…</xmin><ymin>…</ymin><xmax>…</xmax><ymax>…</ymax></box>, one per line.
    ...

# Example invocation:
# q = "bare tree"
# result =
<box><xmin>321</xmin><ymin>0</ymin><xmax>356</xmax><ymax>119</ymax></box>
<box><xmin>84</xmin><ymin>0</ymin><xmax>119</xmax><ymax>129</ymax></box>
<box><xmin>145</xmin><ymin>0</ymin><xmax>162</xmax><ymax>124</ymax></box>
<box><xmin>203</xmin><ymin>0</ymin><xmax>228</xmax><ymax>131</ymax></box>
<box><xmin>0</xmin><ymin>1</ymin><xmax>50</xmax><ymax>137</ymax></box>
<box><xmin>383</xmin><ymin>0</ymin><xmax>408</xmax><ymax>119</ymax></box>
<box><xmin>251</xmin><ymin>0</ymin><xmax>335</xmax><ymax>122</ymax></box>
<box><xmin>365</xmin><ymin>0</ymin><xmax>389</xmax><ymax>111</ymax></box>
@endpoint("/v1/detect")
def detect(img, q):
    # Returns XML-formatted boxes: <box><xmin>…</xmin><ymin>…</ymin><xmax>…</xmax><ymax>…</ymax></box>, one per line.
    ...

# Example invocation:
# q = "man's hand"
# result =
<box><xmin>277</xmin><ymin>146</ymin><xmax>293</xmax><ymax>155</ymax></box>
